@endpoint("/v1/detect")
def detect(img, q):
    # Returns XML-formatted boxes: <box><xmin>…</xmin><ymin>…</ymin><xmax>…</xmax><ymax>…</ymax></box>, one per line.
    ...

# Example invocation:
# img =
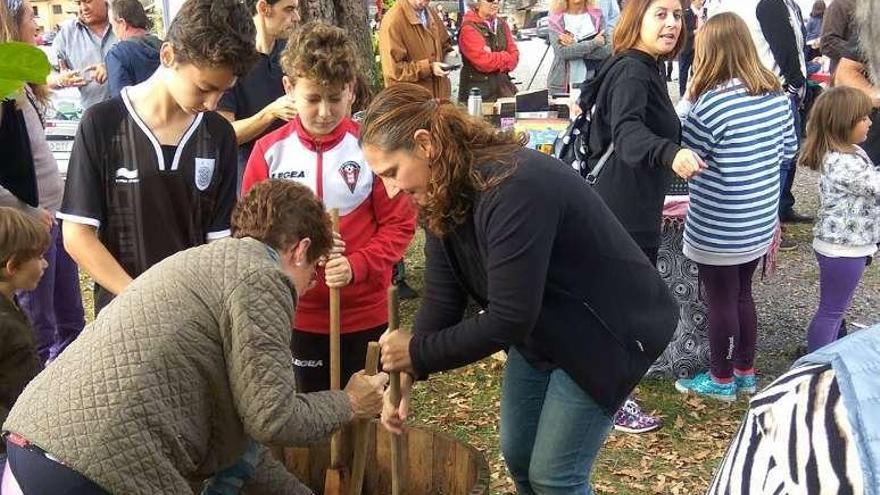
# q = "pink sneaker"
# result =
<box><xmin>613</xmin><ymin>398</ymin><xmax>663</xmax><ymax>434</ymax></box>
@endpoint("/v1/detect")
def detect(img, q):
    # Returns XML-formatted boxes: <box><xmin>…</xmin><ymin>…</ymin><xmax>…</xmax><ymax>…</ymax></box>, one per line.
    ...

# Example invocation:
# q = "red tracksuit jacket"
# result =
<box><xmin>241</xmin><ymin>116</ymin><xmax>417</xmax><ymax>333</ymax></box>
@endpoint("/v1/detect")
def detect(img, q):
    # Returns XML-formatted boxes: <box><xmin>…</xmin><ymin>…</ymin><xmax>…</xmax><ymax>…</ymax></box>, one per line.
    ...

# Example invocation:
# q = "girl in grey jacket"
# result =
<box><xmin>799</xmin><ymin>86</ymin><xmax>880</xmax><ymax>352</ymax></box>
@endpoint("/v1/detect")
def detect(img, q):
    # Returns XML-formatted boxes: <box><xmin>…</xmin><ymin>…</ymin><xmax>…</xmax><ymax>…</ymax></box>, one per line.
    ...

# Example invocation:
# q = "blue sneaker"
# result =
<box><xmin>734</xmin><ymin>373</ymin><xmax>758</xmax><ymax>395</ymax></box>
<box><xmin>675</xmin><ymin>372</ymin><xmax>736</xmax><ymax>402</ymax></box>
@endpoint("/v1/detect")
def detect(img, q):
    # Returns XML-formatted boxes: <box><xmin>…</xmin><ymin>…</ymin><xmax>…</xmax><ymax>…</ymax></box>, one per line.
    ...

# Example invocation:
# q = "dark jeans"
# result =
<box><xmin>697</xmin><ymin>259</ymin><xmax>760</xmax><ymax>379</ymax></box>
<box><xmin>6</xmin><ymin>441</ymin><xmax>109</xmax><ymax>494</ymax></box>
<box><xmin>779</xmin><ymin>94</ymin><xmax>802</xmax><ymax>216</ymax></box>
<box><xmin>291</xmin><ymin>324</ymin><xmax>386</xmax><ymax>392</ymax></box>
<box><xmin>806</xmin><ymin>253</ymin><xmax>869</xmax><ymax>352</ymax></box>
<box><xmin>678</xmin><ymin>52</ymin><xmax>693</xmax><ymax>97</ymax></box>
<box><xmin>17</xmin><ymin>221</ymin><xmax>85</xmax><ymax>364</ymax></box>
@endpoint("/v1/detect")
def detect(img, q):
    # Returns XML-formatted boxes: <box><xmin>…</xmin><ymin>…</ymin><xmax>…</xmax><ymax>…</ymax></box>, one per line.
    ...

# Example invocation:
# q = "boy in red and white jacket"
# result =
<box><xmin>241</xmin><ymin>22</ymin><xmax>416</xmax><ymax>392</ymax></box>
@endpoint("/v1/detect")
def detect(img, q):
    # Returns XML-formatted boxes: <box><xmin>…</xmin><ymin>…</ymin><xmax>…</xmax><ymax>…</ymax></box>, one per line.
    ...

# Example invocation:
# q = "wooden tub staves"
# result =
<box><xmin>275</xmin><ymin>421</ymin><xmax>490</xmax><ymax>495</ymax></box>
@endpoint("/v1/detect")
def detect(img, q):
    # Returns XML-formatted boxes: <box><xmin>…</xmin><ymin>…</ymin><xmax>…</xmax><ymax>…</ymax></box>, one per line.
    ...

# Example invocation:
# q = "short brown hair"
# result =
<box><xmin>0</xmin><ymin>207</ymin><xmax>50</xmax><ymax>274</ymax></box>
<box><xmin>111</xmin><ymin>0</ymin><xmax>151</xmax><ymax>30</ymax></box>
<box><xmin>688</xmin><ymin>13</ymin><xmax>781</xmax><ymax>100</ymax></box>
<box><xmin>613</xmin><ymin>0</ymin><xmax>684</xmax><ymax>59</ymax></box>
<box><xmin>231</xmin><ymin>180</ymin><xmax>333</xmax><ymax>262</ymax></box>
<box><xmin>280</xmin><ymin>21</ymin><xmax>358</xmax><ymax>88</ymax></box>
<box><xmin>360</xmin><ymin>83</ymin><xmax>526</xmax><ymax>237</ymax></box>
<box><xmin>165</xmin><ymin>0</ymin><xmax>257</xmax><ymax>78</ymax></box>
<box><xmin>798</xmin><ymin>86</ymin><xmax>873</xmax><ymax>171</ymax></box>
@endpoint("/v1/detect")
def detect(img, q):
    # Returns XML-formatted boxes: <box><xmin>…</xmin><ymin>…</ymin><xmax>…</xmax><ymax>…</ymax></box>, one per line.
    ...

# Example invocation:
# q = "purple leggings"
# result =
<box><xmin>16</xmin><ymin>221</ymin><xmax>85</xmax><ymax>364</ymax></box>
<box><xmin>806</xmin><ymin>252</ymin><xmax>869</xmax><ymax>352</ymax></box>
<box><xmin>697</xmin><ymin>259</ymin><xmax>760</xmax><ymax>379</ymax></box>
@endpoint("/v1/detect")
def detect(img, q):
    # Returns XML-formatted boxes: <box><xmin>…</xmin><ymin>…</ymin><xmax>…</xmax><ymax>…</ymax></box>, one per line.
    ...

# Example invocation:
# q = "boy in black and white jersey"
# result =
<box><xmin>58</xmin><ymin>0</ymin><xmax>258</xmax><ymax>315</ymax></box>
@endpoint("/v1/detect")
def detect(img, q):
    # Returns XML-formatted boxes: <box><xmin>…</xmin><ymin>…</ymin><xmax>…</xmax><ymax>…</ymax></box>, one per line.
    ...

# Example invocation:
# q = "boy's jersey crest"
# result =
<box><xmin>339</xmin><ymin>161</ymin><xmax>361</xmax><ymax>193</ymax></box>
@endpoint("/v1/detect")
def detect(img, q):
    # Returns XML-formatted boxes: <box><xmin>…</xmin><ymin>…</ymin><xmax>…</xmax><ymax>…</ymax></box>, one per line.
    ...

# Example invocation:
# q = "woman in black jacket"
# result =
<box><xmin>361</xmin><ymin>83</ymin><xmax>678</xmax><ymax>495</ymax></box>
<box><xmin>587</xmin><ymin>0</ymin><xmax>703</xmax><ymax>263</ymax></box>
<box><xmin>582</xmin><ymin>0</ymin><xmax>704</xmax><ymax>434</ymax></box>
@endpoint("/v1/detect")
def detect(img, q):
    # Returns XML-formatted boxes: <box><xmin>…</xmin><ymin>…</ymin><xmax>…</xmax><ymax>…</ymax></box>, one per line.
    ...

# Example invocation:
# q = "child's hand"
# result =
<box><xmin>324</xmin><ymin>256</ymin><xmax>353</xmax><ymax>288</ymax></box>
<box><xmin>37</xmin><ymin>209</ymin><xmax>55</xmax><ymax>231</ymax></box>
<box><xmin>266</xmin><ymin>95</ymin><xmax>298</xmax><ymax>122</ymax></box>
<box><xmin>672</xmin><ymin>149</ymin><xmax>707</xmax><ymax>179</ymax></box>
<box><xmin>559</xmin><ymin>33</ymin><xmax>575</xmax><ymax>46</ymax></box>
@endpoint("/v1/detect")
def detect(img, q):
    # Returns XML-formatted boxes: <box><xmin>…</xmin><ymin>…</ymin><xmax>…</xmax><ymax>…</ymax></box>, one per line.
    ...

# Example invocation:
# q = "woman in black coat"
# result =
<box><xmin>360</xmin><ymin>83</ymin><xmax>678</xmax><ymax>494</ymax></box>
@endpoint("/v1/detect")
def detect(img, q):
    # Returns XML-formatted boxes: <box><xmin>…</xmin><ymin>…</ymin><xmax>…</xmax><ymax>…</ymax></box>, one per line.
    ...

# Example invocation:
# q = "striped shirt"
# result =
<box><xmin>682</xmin><ymin>80</ymin><xmax>798</xmax><ymax>266</ymax></box>
<box><xmin>708</xmin><ymin>363</ymin><xmax>865</xmax><ymax>494</ymax></box>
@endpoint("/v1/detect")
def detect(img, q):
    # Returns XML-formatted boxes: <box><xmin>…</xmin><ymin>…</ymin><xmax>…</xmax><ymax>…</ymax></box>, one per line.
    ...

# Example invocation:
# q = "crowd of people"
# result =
<box><xmin>0</xmin><ymin>0</ymin><xmax>879</xmax><ymax>492</ymax></box>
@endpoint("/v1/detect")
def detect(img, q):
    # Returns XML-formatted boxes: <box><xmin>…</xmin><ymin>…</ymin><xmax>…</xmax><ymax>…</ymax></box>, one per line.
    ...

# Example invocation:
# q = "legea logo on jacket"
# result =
<box><xmin>339</xmin><ymin>161</ymin><xmax>361</xmax><ymax>193</ymax></box>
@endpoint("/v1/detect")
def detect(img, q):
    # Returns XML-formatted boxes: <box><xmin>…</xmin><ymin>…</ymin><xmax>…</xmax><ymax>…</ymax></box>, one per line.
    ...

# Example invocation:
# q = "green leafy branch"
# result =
<box><xmin>0</xmin><ymin>42</ymin><xmax>52</xmax><ymax>100</ymax></box>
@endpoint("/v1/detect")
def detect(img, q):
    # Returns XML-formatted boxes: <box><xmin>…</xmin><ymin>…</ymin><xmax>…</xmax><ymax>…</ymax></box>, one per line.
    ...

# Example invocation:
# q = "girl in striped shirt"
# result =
<box><xmin>674</xmin><ymin>13</ymin><xmax>798</xmax><ymax>402</ymax></box>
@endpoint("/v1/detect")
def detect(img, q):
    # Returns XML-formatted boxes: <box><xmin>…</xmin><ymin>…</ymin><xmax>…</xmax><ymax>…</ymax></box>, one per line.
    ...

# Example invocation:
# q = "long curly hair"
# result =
<box><xmin>360</xmin><ymin>83</ymin><xmax>526</xmax><ymax>237</ymax></box>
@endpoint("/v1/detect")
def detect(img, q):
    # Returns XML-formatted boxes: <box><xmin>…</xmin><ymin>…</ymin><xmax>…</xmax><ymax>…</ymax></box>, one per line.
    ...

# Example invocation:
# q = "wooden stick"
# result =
<box><xmin>387</xmin><ymin>285</ymin><xmax>404</xmax><ymax>495</ymax></box>
<box><xmin>348</xmin><ymin>342</ymin><xmax>380</xmax><ymax>495</ymax></box>
<box><xmin>326</xmin><ymin>209</ymin><xmax>346</xmax><ymax>494</ymax></box>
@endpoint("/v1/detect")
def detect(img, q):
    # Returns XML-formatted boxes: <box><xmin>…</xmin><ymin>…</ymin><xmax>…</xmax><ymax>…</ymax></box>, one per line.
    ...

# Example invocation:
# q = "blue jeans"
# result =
<box><xmin>779</xmin><ymin>94</ymin><xmax>802</xmax><ymax>215</ymax></box>
<box><xmin>500</xmin><ymin>347</ymin><xmax>612</xmax><ymax>495</ymax></box>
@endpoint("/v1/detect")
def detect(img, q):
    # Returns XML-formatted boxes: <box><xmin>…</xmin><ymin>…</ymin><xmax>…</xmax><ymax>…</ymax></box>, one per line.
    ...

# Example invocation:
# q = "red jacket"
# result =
<box><xmin>242</xmin><ymin>117</ymin><xmax>417</xmax><ymax>333</ymax></box>
<box><xmin>458</xmin><ymin>10</ymin><xmax>519</xmax><ymax>73</ymax></box>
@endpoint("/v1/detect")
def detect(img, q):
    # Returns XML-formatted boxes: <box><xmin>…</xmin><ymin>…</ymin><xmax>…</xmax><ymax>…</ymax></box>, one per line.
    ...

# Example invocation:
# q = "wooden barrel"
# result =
<box><xmin>275</xmin><ymin>421</ymin><xmax>490</xmax><ymax>495</ymax></box>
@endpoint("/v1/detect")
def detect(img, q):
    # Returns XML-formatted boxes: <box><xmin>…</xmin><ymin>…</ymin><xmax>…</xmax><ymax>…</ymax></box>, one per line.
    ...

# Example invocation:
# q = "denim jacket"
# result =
<box><xmin>796</xmin><ymin>326</ymin><xmax>880</xmax><ymax>495</ymax></box>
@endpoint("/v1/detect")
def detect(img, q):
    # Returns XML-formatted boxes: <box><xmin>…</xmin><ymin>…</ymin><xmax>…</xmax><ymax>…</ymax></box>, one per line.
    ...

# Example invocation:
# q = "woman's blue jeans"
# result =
<box><xmin>500</xmin><ymin>347</ymin><xmax>613</xmax><ymax>495</ymax></box>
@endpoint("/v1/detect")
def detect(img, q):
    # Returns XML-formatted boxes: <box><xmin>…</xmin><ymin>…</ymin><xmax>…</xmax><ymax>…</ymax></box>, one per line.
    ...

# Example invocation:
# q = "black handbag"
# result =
<box><xmin>553</xmin><ymin>53</ymin><xmax>626</xmax><ymax>185</ymax></box>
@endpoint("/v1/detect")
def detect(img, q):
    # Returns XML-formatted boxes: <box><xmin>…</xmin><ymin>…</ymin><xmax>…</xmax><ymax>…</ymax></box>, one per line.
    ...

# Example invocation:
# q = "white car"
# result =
<box><xmin>39</xmin><ymin>45</ymin><xmax>81</xmax><ymax>179</ymax></box>
<box><xmin>44</xmin><ymin>87</ymin><xmax>82</xmax><ymax>180</ymax></box>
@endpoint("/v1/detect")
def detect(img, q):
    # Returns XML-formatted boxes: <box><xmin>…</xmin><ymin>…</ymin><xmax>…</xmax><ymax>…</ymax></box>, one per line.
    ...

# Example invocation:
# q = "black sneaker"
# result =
<box><xmin>779</xmin><ymin>237</ymin><xmax>798</xmax><ymax>251</ymax></box>
<box><xmin>780</xmin><ymin>210</ymin><xmax>814</xmax><ymax>224</ymax></box>
<box><xmin>397</xmin><ymin>279</ymin><xmax>420</xmax><ymax>300</ymax></box>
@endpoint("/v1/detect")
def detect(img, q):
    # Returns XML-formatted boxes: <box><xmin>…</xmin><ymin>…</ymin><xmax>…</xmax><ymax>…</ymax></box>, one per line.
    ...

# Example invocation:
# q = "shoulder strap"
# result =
<box><xmin>576</xmin><ymin>52</ymin><xmax>628</xmax><ymax>114</ymax></box>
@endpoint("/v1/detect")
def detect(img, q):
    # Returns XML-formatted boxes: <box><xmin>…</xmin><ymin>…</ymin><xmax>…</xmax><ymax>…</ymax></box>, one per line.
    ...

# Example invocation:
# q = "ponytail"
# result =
<box><xmin>361</xmin><ymin>84</ymin><xmax>526</xmax><ymax>236</ymax></box>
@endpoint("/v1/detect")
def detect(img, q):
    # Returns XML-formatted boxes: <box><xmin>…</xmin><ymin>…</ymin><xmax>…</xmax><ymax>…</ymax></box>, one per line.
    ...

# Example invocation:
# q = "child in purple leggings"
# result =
<box><xmin>799</xmin><ymin>86</ymin><xmax>880</xmax><ymax>352</ymax></box>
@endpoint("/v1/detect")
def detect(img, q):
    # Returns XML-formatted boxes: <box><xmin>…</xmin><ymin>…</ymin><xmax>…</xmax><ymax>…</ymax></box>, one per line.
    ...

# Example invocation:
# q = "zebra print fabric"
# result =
<box><xmin>708</xmin><ymin>363</ymin><xmax>865</xmax><ymax>494</ymax></box>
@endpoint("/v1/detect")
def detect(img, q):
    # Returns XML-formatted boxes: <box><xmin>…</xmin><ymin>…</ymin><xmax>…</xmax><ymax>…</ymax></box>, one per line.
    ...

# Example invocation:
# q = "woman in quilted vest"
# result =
<box><xmin>2</xmin><ymin>181</ymin><xmax>388</xmax><ymax>495</ymax></box>
<box><xmin>457</xmin><ymin>0</ymin><xmax>520</xmax><ymax>103</ymax></box>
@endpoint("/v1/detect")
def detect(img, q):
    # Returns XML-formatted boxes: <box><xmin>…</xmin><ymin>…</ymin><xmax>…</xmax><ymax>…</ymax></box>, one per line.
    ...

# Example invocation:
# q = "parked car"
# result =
<box><xmin>44</xmin><ymin>88</ymin><xmax>83</xmax><ymax>180</ymax></box>
<box><xmin>536</xmin><ymin>16</ymin><xmax>550</xmax><ymax>39</ymax></box>
<box><xmin>520</xmin><ymin>10</ymin><xmax>547</xmax><ymax>38</ymax></box>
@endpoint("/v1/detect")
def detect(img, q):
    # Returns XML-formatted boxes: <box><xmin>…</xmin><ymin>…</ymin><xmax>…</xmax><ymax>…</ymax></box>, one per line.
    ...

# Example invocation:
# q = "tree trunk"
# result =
<box><xmin>300</xmin><ymin>0</ymin><xmax>375</xmax><ymax>85</ymax></box>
